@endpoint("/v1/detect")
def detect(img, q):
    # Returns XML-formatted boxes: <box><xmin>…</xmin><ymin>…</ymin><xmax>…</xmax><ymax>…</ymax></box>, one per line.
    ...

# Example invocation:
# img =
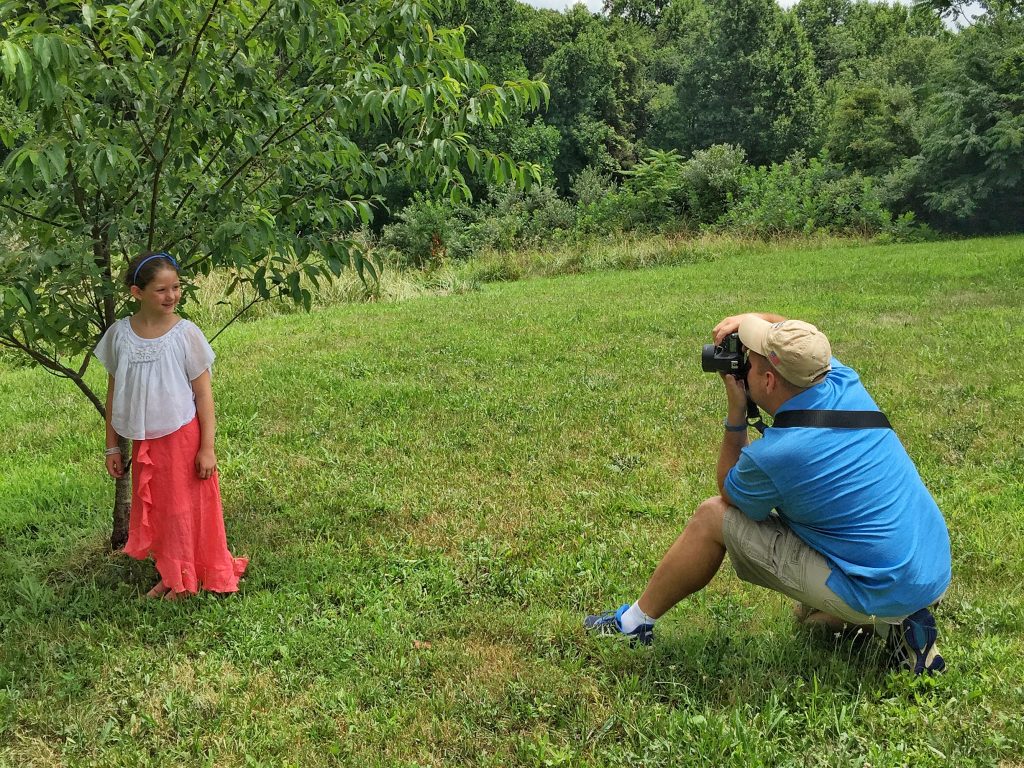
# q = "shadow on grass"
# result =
<box><xmin>54</xmin><ymin>537</ymin><xmax>156</xmax><ymax>592</ymax></box>
<box><xmin>566</xmin><ymin>614</ymin><xmax>912</xmax><ymax>708</ymax></box>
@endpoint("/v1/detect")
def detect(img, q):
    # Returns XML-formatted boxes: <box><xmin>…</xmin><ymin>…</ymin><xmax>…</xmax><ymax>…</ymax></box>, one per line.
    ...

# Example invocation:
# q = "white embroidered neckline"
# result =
<box><xmin>123</xmin><ymin>317</ymin><xmax>186</xmax><ymax>364</ymax></box>
<box><xmin>126</xmin><ymin>316</ymin><xmax>184</xmax><ymax>342</ymax></box>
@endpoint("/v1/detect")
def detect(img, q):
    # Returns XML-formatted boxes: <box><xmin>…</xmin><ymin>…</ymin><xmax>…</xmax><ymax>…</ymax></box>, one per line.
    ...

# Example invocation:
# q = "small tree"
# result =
<box><xmin>0</xmin><ymin>0</ymin><xmax>546</xmax><ymax>547</ymax></box>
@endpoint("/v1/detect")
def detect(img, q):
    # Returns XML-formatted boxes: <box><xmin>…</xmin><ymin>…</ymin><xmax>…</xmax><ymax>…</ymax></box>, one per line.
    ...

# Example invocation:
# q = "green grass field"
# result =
<box><xmin>1</xmin><ymin>236</ymin><xmax>1022</xmax><ymax>767</ymax></box>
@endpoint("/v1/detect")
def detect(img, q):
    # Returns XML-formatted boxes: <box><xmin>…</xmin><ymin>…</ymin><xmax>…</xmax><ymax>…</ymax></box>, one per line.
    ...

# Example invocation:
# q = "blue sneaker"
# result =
<box><xmin>893</xmin><ymin>607</ymin><xmax>945</xmax><ymax>674</ymax></box>
<box><xmin>584</xmin><ymin>604</ymin><xmax>654</xmax><ymax>646</ymax></box>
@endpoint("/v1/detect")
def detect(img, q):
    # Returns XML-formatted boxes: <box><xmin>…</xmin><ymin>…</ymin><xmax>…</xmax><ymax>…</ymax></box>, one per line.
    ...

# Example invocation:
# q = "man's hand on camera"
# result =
<box><xmin>712</xmin><ymin>315</ymin><xmax>747</xmax><ymax>345</ymax></box>
<box><xmin>713</xmin><ymin>312</ymin><xmax>789</xmax><ymax>344</ymax></box>
<box><xmin>720</xmin><ymin>372</ymin><xmax>749</xmax><ymax>424</ymax></box>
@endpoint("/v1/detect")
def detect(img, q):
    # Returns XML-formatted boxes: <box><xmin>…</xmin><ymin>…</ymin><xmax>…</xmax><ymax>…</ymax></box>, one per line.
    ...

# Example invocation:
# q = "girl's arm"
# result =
<box><xmin>104</xmin><ymin>375</ymin><xmax>125</xmax><ymax>479</ymax></box>
<box><xmin>192</xmin><ymin>370</ymin><xmax>217</xmax><ymax>480</ymax></box>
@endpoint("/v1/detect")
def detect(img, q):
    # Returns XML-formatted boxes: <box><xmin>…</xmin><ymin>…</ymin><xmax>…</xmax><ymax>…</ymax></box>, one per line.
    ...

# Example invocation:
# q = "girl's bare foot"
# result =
<box><xmin>145</xmin><ymin>580</ymin><xmax>169</xmax><ymax>599</ymax></box>
<box><xmin>162</xmin><ymin>589</ymin><xmax>189</xmax><ymax>601</ymax></box>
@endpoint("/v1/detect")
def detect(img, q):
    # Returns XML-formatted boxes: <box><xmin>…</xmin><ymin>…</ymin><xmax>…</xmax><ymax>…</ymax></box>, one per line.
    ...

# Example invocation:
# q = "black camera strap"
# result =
<box><xmin>771</xmin><ymin>410</ymin><xmax>892</xmax><ymax>430</ymax></box>
<box><xmin>746</xmin><ymin>396</ymin><xmax>767</xmax><ymax>434</ymax></box>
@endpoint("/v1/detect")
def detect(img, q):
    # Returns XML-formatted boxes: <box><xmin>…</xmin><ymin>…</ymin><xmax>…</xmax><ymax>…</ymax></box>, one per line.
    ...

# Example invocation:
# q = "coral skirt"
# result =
<box><xmin>125</xmin><ymin>416</ymin><xmax>248</xmax><ymax>594</ymax></box>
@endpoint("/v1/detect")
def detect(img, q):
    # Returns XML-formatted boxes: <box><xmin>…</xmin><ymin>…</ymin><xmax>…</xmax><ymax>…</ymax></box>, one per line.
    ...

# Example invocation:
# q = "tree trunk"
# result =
<box><xmin>95</xmin><ymin>231</ymin><xmax>129</xmax><ymax>549</ymax></box>
<box><xmin>110</xmin><ymin>435</ymin><xmax>132</xmax><ymax>550</ymax></box>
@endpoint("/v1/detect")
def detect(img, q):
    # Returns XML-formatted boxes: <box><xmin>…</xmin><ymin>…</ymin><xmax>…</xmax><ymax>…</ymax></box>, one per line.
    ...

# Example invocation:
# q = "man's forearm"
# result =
<box><xmin>717</xmin><ymin>428</ymin><xmax>748</xmax><ymax>497</ymax></box>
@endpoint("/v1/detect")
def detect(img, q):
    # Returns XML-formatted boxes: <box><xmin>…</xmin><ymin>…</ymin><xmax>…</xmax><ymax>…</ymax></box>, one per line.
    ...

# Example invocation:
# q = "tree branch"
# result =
<box><xmin>62</xmin><ymin>45</ymin><xmax>147</xmax><ymax>226</ymax></box>
<box><xmin>78</xmin><ymin>350</ymin><xmax>95</xmax><ymax>378</ymax></box>
<box><xmin>0</xmin><ymin>202</ymin><xmax>75</xmax><ymax>231</ymax></box>
<box><xmin>167</xmin><ymin>11</ymin><xmax>395</xmax><ymax>241</ymax></box>
<box><xmin>0</xmin><ymin>334</ymin><xmax>104</xmax><ymax>416</ymax></box>
<box><xmin>146</xmin><ymin>160</ymin><xmax>162</xmax><ymax>250</ymax></box>
<box><xmin>148</xmin><ymin>0</ymin><xmax>225</xmax><ymax>249</ymax></box>
<box><xmin>208</xmin><ymin>291</ymin><xmax>266</xmax><ymax>344</ymax></box>
<box><xmin>130</xmin><ymin>117</ymin><xmax>158</xmax><ymax>163</ymax></box>
<box><xmin>170</xmin><ymin>0</ymin><xmax>298</xmax><ymax>219</ymax></box>
<box><xmin>269</xmin><ymin>179</ymin><xmax>353</xmax><ymax>218</ymax></box>
<box><xmin>225</xmin><ymin>0</ymin><xmax>278</xmax><ymax>70</ymax></box>
<box><xmin>171</xmin><ymin>125</ymin><xmax>238</xmax><ymax>219</ymax></box>
<box><xmin>159</xmin><ymin>0</ymin><xmax>225</xmax><ymax>129</ymax></box>
<box><xmin>165</xmin><ymin>120</ymin><xmax>292</xmax><ymax>253</ymax></box>
<box><xmin>241</xmin><ymin>168</ymin><xmax>278</xmax><ymax>203</ymax></box>
<box><xmin>67</xmin><ymin>158</ymin><xmax>91</xmax><ymax>223</ymax></box>
<box><xmin>162</xmin><ymin>10</ymin><xmax>401</xmax><ymax>256</ymax></box>
<box><xmin>274</xmin><ymin>105</ymin><xmax>333</xmax><ymax>148</ymax></box>
<box><xmin>84</xmin><ymin>26</ymin><xmax>113</xmax><ymax>67</ymax></box>
<box><xmin>174</xmin><ymin>240</ymin><xmax>206</xmax><ymax>273</ymax></box>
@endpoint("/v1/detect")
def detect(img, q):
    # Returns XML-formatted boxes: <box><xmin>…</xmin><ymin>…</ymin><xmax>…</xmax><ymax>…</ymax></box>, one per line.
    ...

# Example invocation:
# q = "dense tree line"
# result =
<box><xmin>421</xmin><ymin>0</ymin><xmax>1022</xmax><ymax>239</ymax></box>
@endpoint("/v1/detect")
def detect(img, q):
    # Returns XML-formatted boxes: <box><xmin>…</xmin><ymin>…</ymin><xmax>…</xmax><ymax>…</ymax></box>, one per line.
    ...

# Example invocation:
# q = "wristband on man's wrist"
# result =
<box><xmin>104</xmin><ymin>446</ymin><xmax>121</xmax><ymax>456</ymax></box>
<box><xmin>723</xmin><ymin>418</ymin><xmax>747</xmax><ymax>432</ymax></box>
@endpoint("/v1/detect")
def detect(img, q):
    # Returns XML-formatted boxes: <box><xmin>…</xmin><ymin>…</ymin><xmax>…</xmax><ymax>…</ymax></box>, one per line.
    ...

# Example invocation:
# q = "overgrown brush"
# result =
<box><xmin>375</xmin><ymin>148</ymin><xmax>931</xmax><ymax>271</ymax></box>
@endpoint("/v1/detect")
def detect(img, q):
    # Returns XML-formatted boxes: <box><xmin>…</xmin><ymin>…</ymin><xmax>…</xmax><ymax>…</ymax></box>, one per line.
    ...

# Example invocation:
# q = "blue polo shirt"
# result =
<box><xmin>724</xmin><ymin>358</ymin><xmax>951</xmax><ymax>617</ymax></box>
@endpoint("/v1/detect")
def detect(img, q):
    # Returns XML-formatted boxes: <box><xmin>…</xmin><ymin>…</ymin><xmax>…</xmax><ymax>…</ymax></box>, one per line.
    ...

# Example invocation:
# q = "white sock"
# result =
<box><xmin>619</xmin><ymin>601</ymin><xmax>656</xmax><ymax>633</ymax></box>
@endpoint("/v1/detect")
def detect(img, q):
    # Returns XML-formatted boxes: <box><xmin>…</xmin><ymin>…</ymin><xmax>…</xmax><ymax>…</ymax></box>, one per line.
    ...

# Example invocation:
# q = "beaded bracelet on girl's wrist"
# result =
<box><xmin>104</xmin><ymin>446</ymin><xmax>121</xmax><ymax>456</ymax></box>
<box><xmin>723</xmin><ymin>419</ymin><xmax>747</xmax><ymax>432</ymax></box>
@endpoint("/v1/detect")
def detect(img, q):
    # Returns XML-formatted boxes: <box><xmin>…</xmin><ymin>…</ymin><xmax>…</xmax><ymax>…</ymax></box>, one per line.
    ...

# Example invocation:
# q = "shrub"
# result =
<box><xmin>485</xmin><ymin>183</ymin><xmax>577</xmax><ymax>247</ymax></box>
<box><xmin>571</xmin><ymin>149</ymin><xmax>748</xmax><ymax>236</ymax></box>
<box><xmin>570</xmin><ymin>167</ymin><xmax>621</xmax><ymax>236</ymax></box>
<box><xmin>719</xmin><ymin>155</ymin><xmax>894</xmax><ymax>236</ymax></box>
<box><xmin>380</xmin><ymin>194</ymin><xmax>476</xmax><ymax>268</ymax></box>
<box><xmin>570</xmin><ymin>166</ymin><xmax>617</xmax><ymax>207</ymax></box>
<box><xmin>680</xmin><ymin>144</ymin><xmax>748</xmax><ymax>224</ymax></box>
<box><xmin>464</xmin><ymin>214</ymin><xmax>524</xmax><ymax>254</ymax></box>
<box><xmin>521</xmin><ymin>185</ymin><xmax>577</xmax><ymax>242</ymax></box>
<box><xmin>622</xmin><ymin>149</ymin><xmax>687</xmax><ymax>227</ymax></box>
<box><xmin>873</xmin><ymin>212</ymin><xmax>939</xmax><ymax>244</ymax></box>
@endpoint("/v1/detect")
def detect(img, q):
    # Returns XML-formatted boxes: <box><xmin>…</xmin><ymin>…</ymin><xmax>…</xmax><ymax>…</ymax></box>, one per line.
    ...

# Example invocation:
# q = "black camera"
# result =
<box><xmin>701</xmin><ymin>333</ymin><xmax>749</xmax><ymax>379</ymax></box>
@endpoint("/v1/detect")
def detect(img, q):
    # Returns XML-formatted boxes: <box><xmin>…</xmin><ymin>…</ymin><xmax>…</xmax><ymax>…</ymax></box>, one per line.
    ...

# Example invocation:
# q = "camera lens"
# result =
<box><xmin>701</xmin><ymin>343</ymin><xmax>718</xmax><ymax>372</ymax></box>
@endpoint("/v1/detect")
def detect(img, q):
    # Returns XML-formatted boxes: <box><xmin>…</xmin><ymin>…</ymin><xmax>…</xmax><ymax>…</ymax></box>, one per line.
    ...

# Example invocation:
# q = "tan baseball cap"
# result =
<box><xmin>738</xmin><ymin>316</ymin><xmax>832</xmax><ymax>387</ymax></box>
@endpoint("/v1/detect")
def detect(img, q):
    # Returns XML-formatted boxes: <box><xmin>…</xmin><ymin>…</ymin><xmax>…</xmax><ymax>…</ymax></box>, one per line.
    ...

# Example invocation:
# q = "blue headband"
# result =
<box><xmin>132</xmin><ymin>252</ymin><xmax>179</xmax><ymax>285</ymax></box>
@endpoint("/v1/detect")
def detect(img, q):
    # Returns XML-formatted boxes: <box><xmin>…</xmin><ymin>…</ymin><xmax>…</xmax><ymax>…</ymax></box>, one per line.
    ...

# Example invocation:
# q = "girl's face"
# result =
<box><xmin>131</xmin><ymin>267</ymin><xmax>181</xmax><ymax>316</ymax></box>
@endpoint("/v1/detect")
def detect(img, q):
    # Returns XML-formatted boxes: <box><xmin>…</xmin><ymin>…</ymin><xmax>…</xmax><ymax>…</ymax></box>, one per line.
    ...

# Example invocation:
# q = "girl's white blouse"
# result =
<box><xmin>94</xmin><ymin>318</ymin><xmax>216</xmax><ymax>440</ymax></box>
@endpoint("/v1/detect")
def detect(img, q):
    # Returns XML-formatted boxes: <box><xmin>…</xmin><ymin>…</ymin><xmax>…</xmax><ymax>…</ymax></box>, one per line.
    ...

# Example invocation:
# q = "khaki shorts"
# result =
<box><xmin>722</xmin><ymin>507</ymin><xmax>907</xmax><ymax>628</ymax></box>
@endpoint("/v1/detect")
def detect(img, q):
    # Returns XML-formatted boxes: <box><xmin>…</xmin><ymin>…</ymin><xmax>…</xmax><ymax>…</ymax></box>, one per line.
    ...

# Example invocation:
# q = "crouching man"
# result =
<box><xmin>585</xmin><ymin>313</ymin><xmax>951</xmax><ymax>674</ymax></box>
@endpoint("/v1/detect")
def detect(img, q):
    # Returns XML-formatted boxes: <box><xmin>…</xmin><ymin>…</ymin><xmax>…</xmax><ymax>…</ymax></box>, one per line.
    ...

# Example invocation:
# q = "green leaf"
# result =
<box><xmin>13</xmin><ymin>288</ymin><xmax>32</xmax><ymax>312</ymax></box>
<box><xmin>15</xmin><ymin>42</ymin><xmax>33</xmax><ymax>92</ymax></box>
<box><xmin>32</xmin><ymin>34</ymin><xmax>50</xmax><ymax>69</ymax></box>
<box><xmin>123</xmin><ymin>32</ymin><xmax>143</xmax><ymax>60</ymax></box>
<box><xmin>92</xmin><ymin>149</ymin><xmax>107</xmax><ymax>186</ymax></box>
<box><xmin>32</xmin><ymin>149</ymin><xmax>52</xmax><ymax>185</ymax></box>
<box><xmin>1</xmin><ymin>41</ymin><xmax>19</xmax><ymax>79</ymax></box>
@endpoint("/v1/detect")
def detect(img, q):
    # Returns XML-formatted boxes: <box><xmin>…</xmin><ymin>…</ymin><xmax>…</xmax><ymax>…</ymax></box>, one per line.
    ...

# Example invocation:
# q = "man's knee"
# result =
<box><xmin>689</xmin><ymin>496</ymin><xmax>728</xmax><ymax>543</ymax></box>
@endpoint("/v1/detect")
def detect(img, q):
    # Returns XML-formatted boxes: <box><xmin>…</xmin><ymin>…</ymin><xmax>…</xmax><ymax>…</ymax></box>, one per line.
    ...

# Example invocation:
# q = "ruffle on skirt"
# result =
<box><xmin>124</xmin><ymin>417</ymin><xmax>248</xmax><ymax>594</ymax></box>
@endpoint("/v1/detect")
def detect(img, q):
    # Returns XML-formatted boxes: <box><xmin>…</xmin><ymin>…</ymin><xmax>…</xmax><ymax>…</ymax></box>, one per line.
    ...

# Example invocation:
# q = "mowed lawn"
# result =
<box><xmin>1</xmin><ymin>236</ymin><xmax>1022</xmax><ymax>767</ymax></box>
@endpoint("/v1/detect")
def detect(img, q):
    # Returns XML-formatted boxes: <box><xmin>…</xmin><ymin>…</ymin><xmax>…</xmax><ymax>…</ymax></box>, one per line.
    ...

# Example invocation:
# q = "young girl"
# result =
<box><xmin>95</xmin><ymin>251</ymin><xmax>247</xmax><ymax>599</ymax></box>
